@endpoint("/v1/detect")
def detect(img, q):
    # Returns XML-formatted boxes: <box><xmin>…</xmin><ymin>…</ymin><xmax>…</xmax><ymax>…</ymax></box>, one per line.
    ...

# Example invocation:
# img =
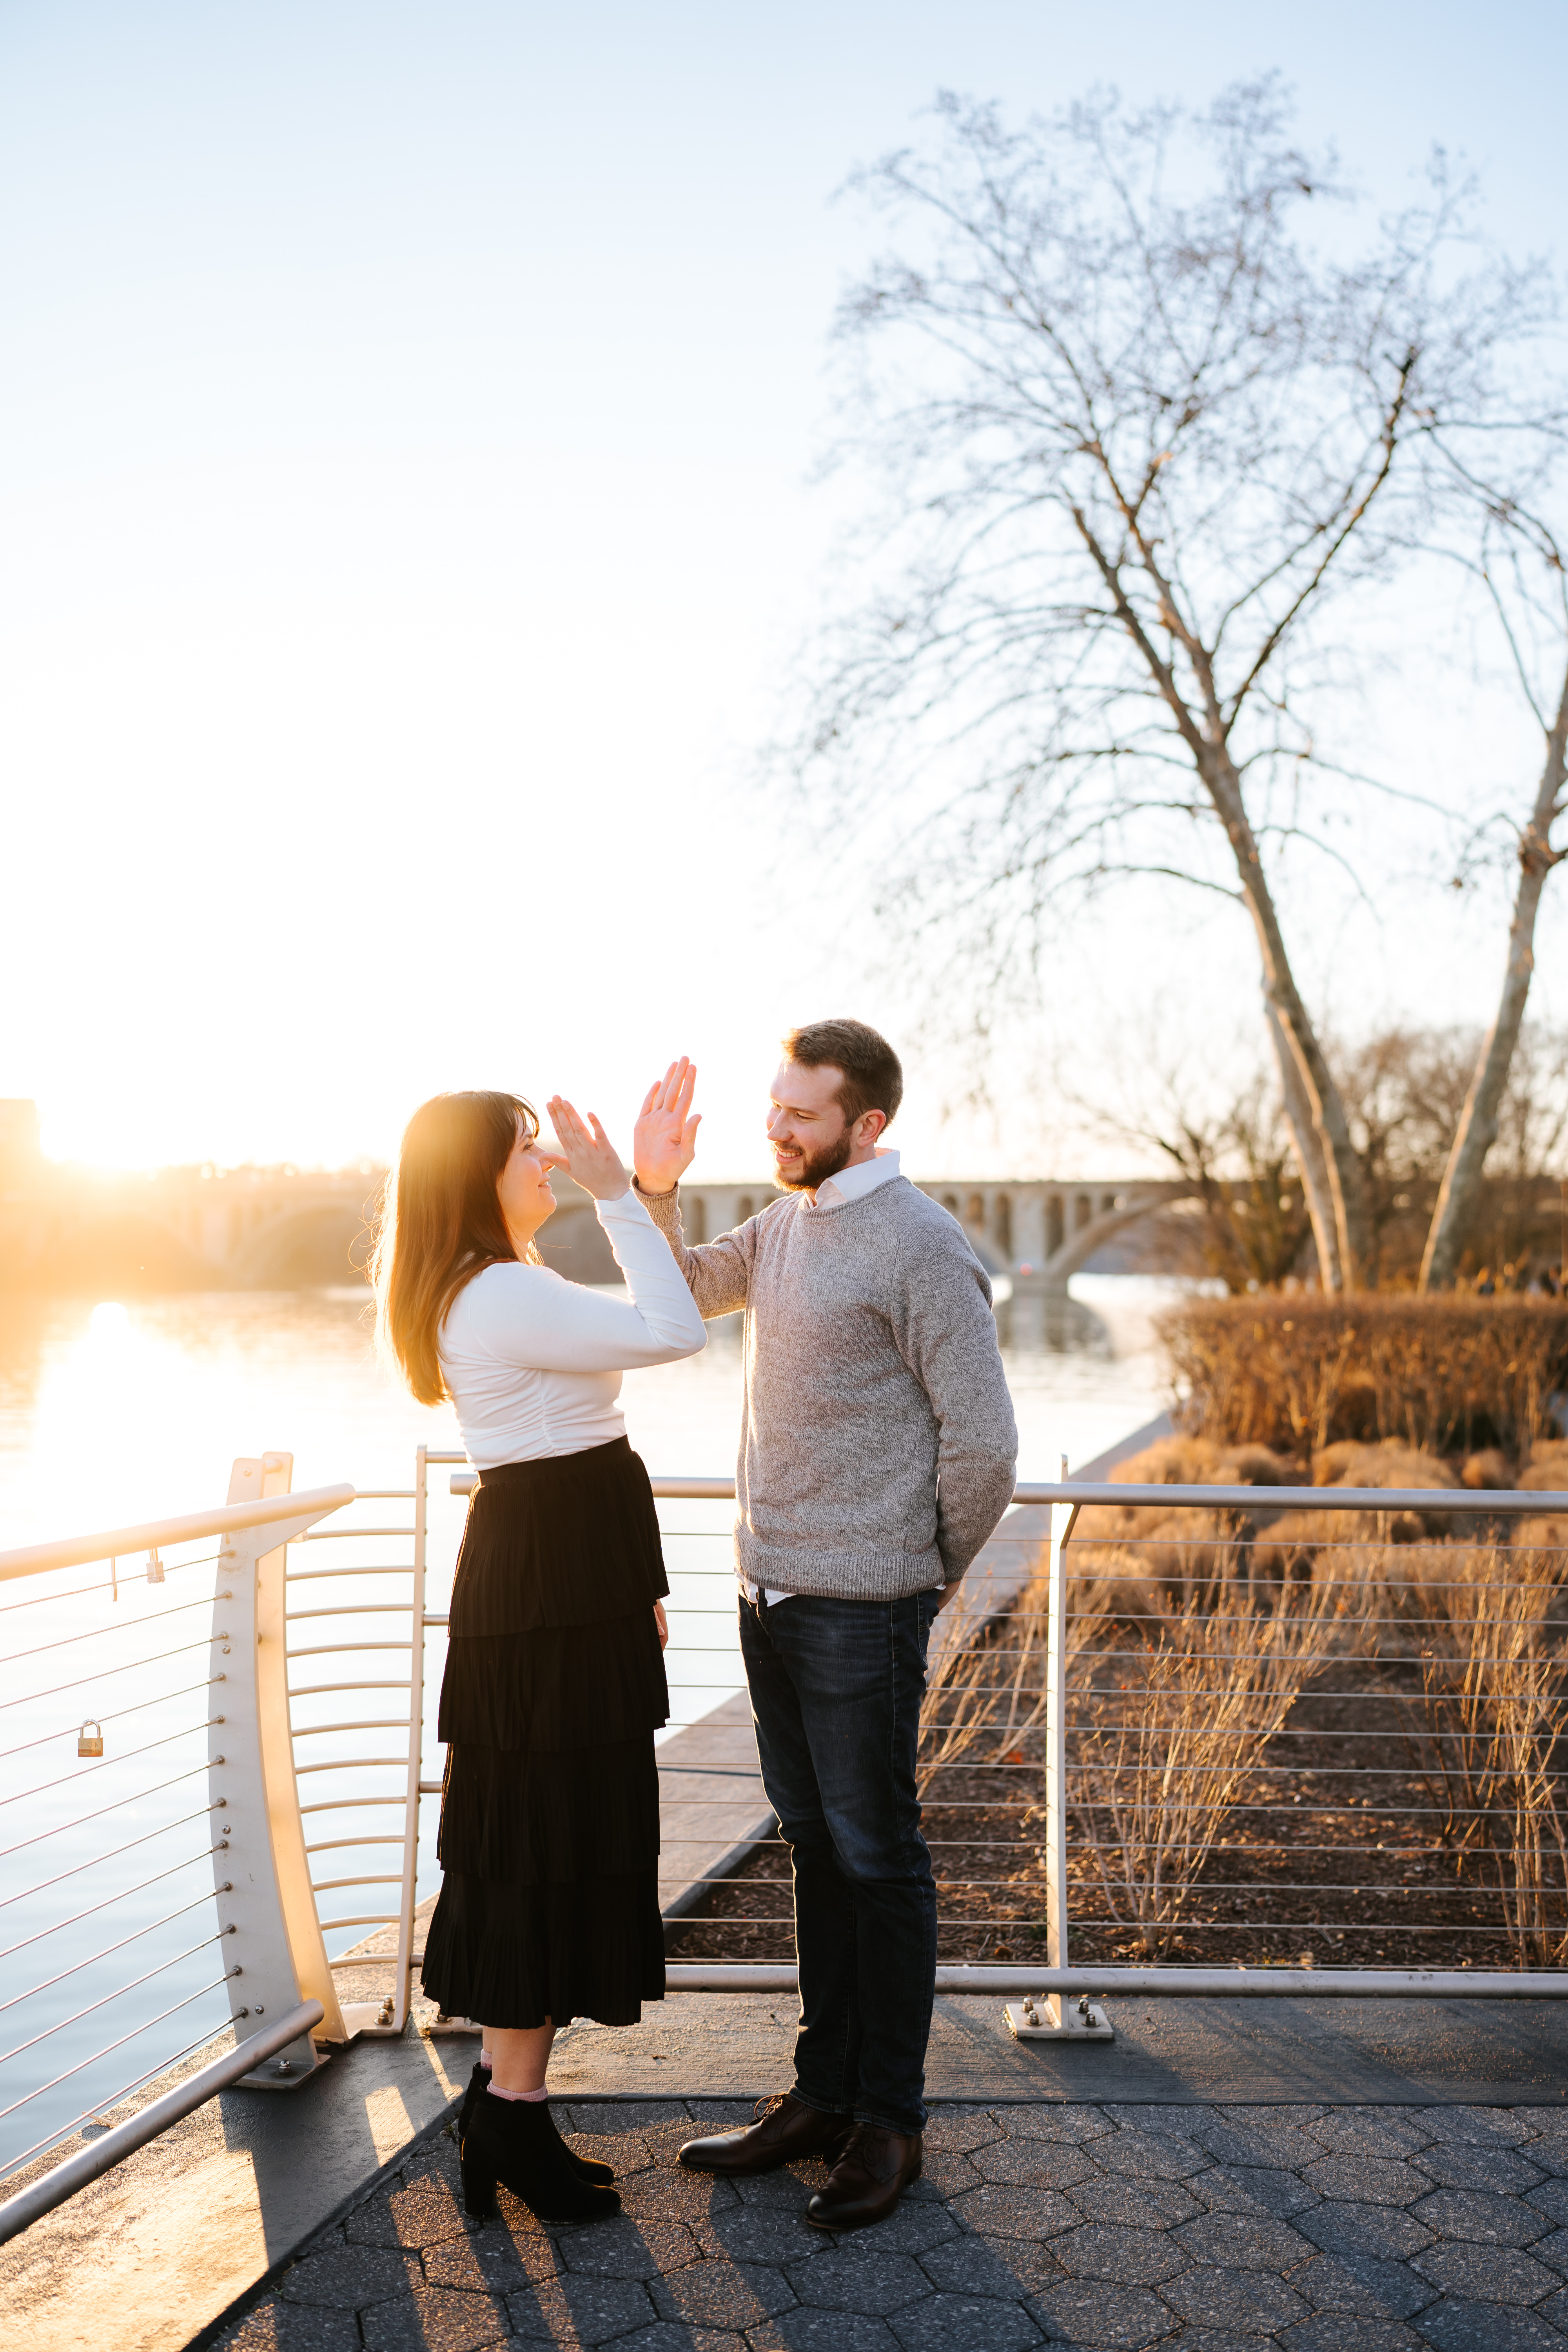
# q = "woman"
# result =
<box><xmin>374</xmin><ymin>1077</ymin><xmax>704</xmax><ymax>2221</ymax></box>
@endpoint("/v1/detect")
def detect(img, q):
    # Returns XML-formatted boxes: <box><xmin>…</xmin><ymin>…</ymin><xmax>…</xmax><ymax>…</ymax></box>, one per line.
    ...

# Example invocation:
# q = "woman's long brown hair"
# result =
<box><xmin>373</xmin><ymin>1091</ymin><xmax>539</xmax><ymax>1405</ymax></box>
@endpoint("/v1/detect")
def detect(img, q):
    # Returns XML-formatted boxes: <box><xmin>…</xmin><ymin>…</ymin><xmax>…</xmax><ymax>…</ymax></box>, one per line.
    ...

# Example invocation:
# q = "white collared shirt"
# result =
<box><xmin>800</xmin><ymin>1148</ymin><xmax>902</xmax><ymax>1211</ymax></box>
<box><xmin>748</xmin><ymin>1150</ymin><xmax>935</xmax><ymax>1606</ymax></box>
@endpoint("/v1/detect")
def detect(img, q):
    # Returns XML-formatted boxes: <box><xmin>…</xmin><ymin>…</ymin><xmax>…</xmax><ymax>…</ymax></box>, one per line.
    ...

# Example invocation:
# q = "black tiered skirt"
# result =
<box><xmin>420</xmin><ymin>1436</ymin><xmax>670</xmax><ymax>2029</ymax></box>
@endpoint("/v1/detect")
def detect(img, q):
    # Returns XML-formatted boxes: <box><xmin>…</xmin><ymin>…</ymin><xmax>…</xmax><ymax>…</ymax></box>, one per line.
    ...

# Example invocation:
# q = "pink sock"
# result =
<box><xmin>487</xmin><ymin>2082</ymin><xmax>548</xmax><ymax>2103</ymax></box>
<box><xmin>479</xmin><ymin>2053</ymin><xmax>492</xmax><ymax>2069</ymax></box>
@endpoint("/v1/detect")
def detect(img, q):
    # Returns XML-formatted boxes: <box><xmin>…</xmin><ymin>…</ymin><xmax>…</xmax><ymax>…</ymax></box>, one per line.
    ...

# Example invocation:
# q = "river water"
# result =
<box><xmin>0</xmin><ymin>1276</ymin><xmax>1177</xmax><ymax>2171</ymax></box>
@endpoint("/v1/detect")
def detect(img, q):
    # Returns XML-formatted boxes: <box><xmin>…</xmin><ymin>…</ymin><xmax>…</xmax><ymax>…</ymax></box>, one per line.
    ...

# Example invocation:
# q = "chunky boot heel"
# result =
<box><xmin>466</xmin><ymin>2090</ymin><xmax>620</xmax><ymax>2223</ymax></box>
<box><xmin>461</xmin><ymin>2147</ymin><xmax>499</xmax><ymax>2218</ymax></box>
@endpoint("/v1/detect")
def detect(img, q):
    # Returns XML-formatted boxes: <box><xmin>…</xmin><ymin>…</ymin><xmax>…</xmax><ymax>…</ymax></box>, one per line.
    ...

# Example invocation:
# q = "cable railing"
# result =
<box><xmin>10</xmin><ymin>1443</ymin><xmax>1568</xmax><ymax>2229</ymax></box>
<box><xmin>0</xmin><ymin>1465</ymin><xmax>354</xmax><ymax>2194</ymax></box>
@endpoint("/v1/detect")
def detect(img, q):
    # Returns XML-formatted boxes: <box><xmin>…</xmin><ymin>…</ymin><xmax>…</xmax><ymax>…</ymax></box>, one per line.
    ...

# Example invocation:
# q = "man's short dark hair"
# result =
<box><xmin>783</xmin><ymin>1018</ymin><xmax>904</xmax><ymax>1131</ymax></box>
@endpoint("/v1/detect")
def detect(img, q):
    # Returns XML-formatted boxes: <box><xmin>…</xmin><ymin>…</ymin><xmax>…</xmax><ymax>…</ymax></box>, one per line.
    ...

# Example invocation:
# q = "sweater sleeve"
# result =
<box><xmin>891</xmin><ymin>1225</ymin><xmax>1019</xmax><ymax>1583</ymax></box>
<box><xmin>633</xmin><ymin>1180</ymin><xmax>754</xmax><ymax>1320</ymax></box>
<box><xmin>458</xmin><ymin>1189</ymin><xmax>707</xmax><ymax>1370</ymax></box>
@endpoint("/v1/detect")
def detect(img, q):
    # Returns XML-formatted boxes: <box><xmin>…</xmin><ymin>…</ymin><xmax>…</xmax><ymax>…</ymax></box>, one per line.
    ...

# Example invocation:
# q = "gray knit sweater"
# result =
<box><xmin>638</xmin><ymin>1176</ymin><xmax>1018</xmax><ymax>1600</ymax></box>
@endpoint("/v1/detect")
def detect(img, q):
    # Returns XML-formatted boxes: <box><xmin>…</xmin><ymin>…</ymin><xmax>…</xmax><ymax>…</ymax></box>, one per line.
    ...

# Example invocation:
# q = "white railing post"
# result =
<box><xmin>1044</xmin><ymin>1453</ymin><xmax>1068</xmax><ymax>1997</ymax></box>
<box><xmin>213</xmin><ymin>1458</ymin><xmax>350</xmax><ymax>2084</ymax></box>
<box><xmin>392</xmin><ymin>1444</ymin><xmax>431</xmax><ymax>2033</ymax></box>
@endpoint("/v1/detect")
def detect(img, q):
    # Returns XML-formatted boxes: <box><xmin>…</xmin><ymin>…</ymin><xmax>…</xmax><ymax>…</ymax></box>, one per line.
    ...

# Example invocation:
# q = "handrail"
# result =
<box><xmin>666</xmin><ymin>1964</ymin><xmax>1568</xmax><ymax>1997</ymax></box>
<box><xmin>0</xmin><ymin>1484</ymin><xmax>357</xmax><ymax>1585</ymax></box>
<box><xmin>636</xmin><ymin>1475</ymin><xmax>1568</xmax><ymax>1513</ymax></box>
<box><xmin>0</xmin><ymin>2000</ymin><xmax>325</xmax><ymax>2245</ymax></box>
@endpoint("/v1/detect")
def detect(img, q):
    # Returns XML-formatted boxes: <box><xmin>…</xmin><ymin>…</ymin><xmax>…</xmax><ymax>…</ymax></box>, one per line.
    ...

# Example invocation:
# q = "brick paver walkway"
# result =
<box><xmin>214</xmin><ymin>2096</ymin><xmax>1568</xmax><ymax>2351</ymax></box>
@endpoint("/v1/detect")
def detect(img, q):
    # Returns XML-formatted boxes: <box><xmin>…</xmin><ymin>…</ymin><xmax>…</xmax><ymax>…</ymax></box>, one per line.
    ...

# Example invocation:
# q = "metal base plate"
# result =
<box><xmin>237</xmin><ymin>2042</ymin><xmax>332</xmax><ymax>2090</ymax></box>
<box><xmin>1005</xmin><ymin>1996</ymin><xmax>1114</xmax><ymax>2042</ymax></box>
<box><xmin>423</xmin><ymin>2013</ymin><xmax>483</xmax><ymax>2036</ymax></box>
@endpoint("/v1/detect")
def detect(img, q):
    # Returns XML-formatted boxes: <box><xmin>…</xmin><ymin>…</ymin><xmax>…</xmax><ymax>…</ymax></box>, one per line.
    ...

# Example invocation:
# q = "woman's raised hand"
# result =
<box><xmin>633</xmin><ymin>1059</ymin><xmax>701</xmax><ymax>1195</ymax></box>
<box><xmin>544</xmin><ymin>1097</ymin><xmax>630</xmax><ymax>1202</ymax></box>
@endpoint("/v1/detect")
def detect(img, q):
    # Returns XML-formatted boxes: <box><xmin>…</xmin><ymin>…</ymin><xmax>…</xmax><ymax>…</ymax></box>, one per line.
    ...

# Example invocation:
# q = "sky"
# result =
<box><xmin>2</xmin><ymin>1</ymin><xmax>1566</xmax><ymax>1181</ymax></box>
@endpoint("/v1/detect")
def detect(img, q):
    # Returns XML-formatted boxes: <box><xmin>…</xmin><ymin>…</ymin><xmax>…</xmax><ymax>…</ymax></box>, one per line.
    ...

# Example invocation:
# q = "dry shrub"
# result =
<box><xmin>1390</xmin><ymin>1545</ymin><xmax>1568</xmax><ymax>1965</ymax></box>
<box><xmin>1162</xmin><ymin>1296</ymin><xmax>1568</xmax><ymax>1458</ymax></box>
<box><xmin>1463</xmin><ymin>1448</ymin><xmax>1517</xmax><ymax>1490</ymax></box>
<box><xmin>1066</xmin><ymin>1577</ymin><xmax>1352</xmax><ymax>1962</ymax></box>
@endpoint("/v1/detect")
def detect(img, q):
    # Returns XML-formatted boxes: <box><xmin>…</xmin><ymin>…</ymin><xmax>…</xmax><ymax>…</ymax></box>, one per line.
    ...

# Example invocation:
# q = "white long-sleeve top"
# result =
<box><xmin>438</xmin><ymin>1187</ymin><xmax>707</xmax><ymax>1468</ymax></box>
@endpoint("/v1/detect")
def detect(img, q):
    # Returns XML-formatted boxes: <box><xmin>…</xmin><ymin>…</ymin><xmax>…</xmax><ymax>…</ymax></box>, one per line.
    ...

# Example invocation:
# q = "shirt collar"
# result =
<box><xmin>807</xmin><ymin>1149</ymin><xmax>901</xmax><ymax>1211</ymax></box>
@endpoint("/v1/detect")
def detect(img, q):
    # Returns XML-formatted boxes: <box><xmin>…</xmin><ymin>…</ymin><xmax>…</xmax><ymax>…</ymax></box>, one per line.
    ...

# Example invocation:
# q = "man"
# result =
<box><xmin>631</xmin><ymin>1020</ymin><xmax>1018</xmax><ymax>2231</ymax></box>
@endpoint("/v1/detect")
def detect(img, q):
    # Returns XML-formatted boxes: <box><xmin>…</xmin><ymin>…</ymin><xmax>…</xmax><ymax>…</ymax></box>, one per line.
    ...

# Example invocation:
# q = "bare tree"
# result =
<box><xmin>1419</xmin><ymin>489</ymin><xmax>1568</xmax><ymax>1288</ymax></box>
<box><xmin>798</xmin><ymin>82</ymin><xmax>1547</xmax><ymax>1289</ymax></box>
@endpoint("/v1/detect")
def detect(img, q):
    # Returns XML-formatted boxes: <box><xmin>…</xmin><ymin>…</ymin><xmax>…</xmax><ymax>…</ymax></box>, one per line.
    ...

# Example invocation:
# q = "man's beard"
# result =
<box><xmin>776</xmin><ymin>1131</ymin><xmax>854</xmax><ymax>1193</ymax></box>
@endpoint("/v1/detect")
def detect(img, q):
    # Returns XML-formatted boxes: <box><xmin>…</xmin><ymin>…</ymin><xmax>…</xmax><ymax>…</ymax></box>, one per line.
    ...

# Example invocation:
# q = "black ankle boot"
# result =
<box><xmin>461</xmin><ymin>2087</ymin><xmax>621</xmax><ymax>2223</ymax></box>
<box><xmin>458</xmin><ymin>2065</ymin><xmax>614</xmax><ymax>2189</ymax></box>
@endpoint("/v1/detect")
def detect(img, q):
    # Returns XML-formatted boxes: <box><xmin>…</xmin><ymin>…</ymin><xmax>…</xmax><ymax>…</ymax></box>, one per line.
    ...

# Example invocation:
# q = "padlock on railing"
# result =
<box><xmin>146</xmin><ymin>1547</ymin><xmax>164</xmax><ymax>1584</ymax></box>
<box><xmin>78</xmin><ymin>1721</ymin><xmax>104</xmax><ymax>1757</ymax></box>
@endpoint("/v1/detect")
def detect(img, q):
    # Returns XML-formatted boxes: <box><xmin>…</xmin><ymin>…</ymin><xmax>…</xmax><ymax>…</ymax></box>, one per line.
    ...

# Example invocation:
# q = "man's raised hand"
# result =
<box><xmin>633</xmin><ymin>1058</ymin><xmax>701</xmax><ymax>1195</ymax></box>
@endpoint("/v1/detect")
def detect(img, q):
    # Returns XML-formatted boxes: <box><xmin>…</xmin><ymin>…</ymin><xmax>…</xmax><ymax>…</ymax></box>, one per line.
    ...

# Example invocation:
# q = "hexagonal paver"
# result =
<box><xmin>278</xmin><ymin>2245</ymin><xmax>413</xmax><ymax>2309</ymax></box>
<box><xmin>601</xmin><ymin>2329</ymin><xmax>744</xmax><ymax>2352</ymax></box>
<box><xmin>744</xmin><ymin>2312</ymin><xmax>902</xmax><ymax>2352</ymax></box>
<box><xmin>1415</xmin><ymin>2298</ymin><xmax>1568</xmax><ymax>2351</ymax></box>
<box><xmin>346</xmin><ymin>2178</ymin><xmax>473</xmax><ymax>2249</ymax></box>
<box><xmin>1541</xmin><ymin>2285</ymin><xmax>1568</xmax><ymax>2332</ymax></box>
<box><xmin>1195</xmin><ymin>2164</ymin><xmax>1320</xmax><ymax>2218</ymax></box>
<box><xmin>650</xmin><ymin>2262</ymin><xmax>795</xmax><ymax>2329</ymax></box>
<box><xmin>1532</xmin><ymin>2230</ymin><xmax>1568</xmax><ymax>2275</ymax></box>
<box><xmin>887</xmin><ymin>2294</ymin><xmax>1044</xmax><ymax>2351</ymax></box>
<box><xmin>788</xmin><ymin>2249</ymin><xmax>931</xmax><ymax>2313</ymax></box>
<box><xmin>1067</xmin><ymin>2174</ymin><xmax>1204</xmax><ymax>2230</ymax></box>
<box><xmin>424</xmin><ymin>2220</ymin><xmax>562</xmax><ymax>2291</ymax></box>
<box><xmin>924</xmin><ymin>2110</ymin><xmax>1003</xmax><ymax>2154</ymax></box>
<box><xmin>1029</xmin><ymin>2278</ymin><xmax>1178</xmax><ymax>2349</ymax></box>
<box><xmin>1421</xmin><ymin>2108</ymin><xmax>1538</xmax><ymax>2150</ymax></box>
<box><xmin>1412</xmin><ymin>2188</ymin><xmax>1550</xmax><ymax>2245</ymax></box>
<box><xmin>972</xmin><ymin>2136</ymin><xmax>1097</xmax><ymax>2189</ymax></box>
<box><xmin>1279</xmin><ymin>2320</ymin><xmax>1429</xmax><ymax>2352</ymax></box>
<box><xmin>1414</xmin><ymin>2145</ymin><xmax>1546</xmax><ymax>2196</ymax></box>
<box><xmin>215</xmin><ymin>2308</ymin><xmax>365</xmax><ymax>2352</ymax></box>
<box><xmin>918</xmin><ymin>2236</ymin><xmax>1062</xmax><ymax>2302</ymax></box>
<box><xmin>359</xmin><ymin>2287</ymin><xmax>512</xmax><ymax>2351</ymax></box>
<box><xmin>1194</xmin><ymin>2119</ymin><xmax>1325</xmax><ymax>2172</ymax></box>
<box><xmin>1050</xmin><ymin>2223</ymin><xmax>1187</xmax><ymax>2285</ymax></box>
<box><xmin>1173</xmin><ymin>2212</ymin><xmax>1317</xmax><ymax>2270</ymax></box>
<box><xmin>1299</xmin><ymin>2201</ymin><xmax>1435</xmax><ymax>2262</ymax></box>
<box><xmin>505</xmin><ymin>2275</ymin><xmax>660</xmax><ymax>2344</ymax></box>
<box><xmin>707</xmin><ymin>2212</ymin><xmax>832</xmax><ymax>2267</ymax></box>
<box><xmin>1531</xmin><ymin>2180</ymin><xmax>1568</xmax><ymax>2228</ymax></box>
<box><xmin>734</xmin><ymin>2171</ymin><xmax>825</xmax><ymax>2212</ymax></box>
<box><xmin>555</xmin><ymin>2217</ymin><xmax>701</xmax><ymax>2278</ymax></box>
<box><xmin>1288</xmin><ymin>2252</ymin><xmax>1436</xmax><ymax>2320</ymax></box>
<box><xmin>918</xmin><ymin>2149</ymin><xmax>985</xmax><ymax>2196</ymax></box>
<box><xmin>818</xmin><ymin>2196</ymin><xmax>961</xmax><ymax>2254</ymax></box>
<box><xmin>1303</xmin><ymin>2157</ymin><xmax>1431</xmax><ymax>2206</ymax></box>
<box><xmin>998</xmin><ymin>2105</ymin><xmax>1115</xmax><ymax>2144</ymax></box>
<box><xmin>562</xmin><ymin>2129</ymin><xmax>654</xmax><ymax>2176</ymax></box>
<box><xmin>946</xmin><ymin>2183</ymin><xmax>1079</xmax><ymax>2240</ymax></box>
<box><xmin>1162</xmin><ymin>2265</ymin><xmax>1310</xmax><ymax>2332</ymax></box>
<box><xmin>1094</xmin><ymin>2126</ymin><xmax>1210</xmax><ymax>2180</ymax></box>
<box><xmin>1414</xmin><ymin>2243</ymin><xmax>1563</xmax><ymax>2305</ymax></box>
<box><xmin>1310</xmin><ymin>2112</ymin><xmax>1436</xmax><ymax>2161</ymax></box>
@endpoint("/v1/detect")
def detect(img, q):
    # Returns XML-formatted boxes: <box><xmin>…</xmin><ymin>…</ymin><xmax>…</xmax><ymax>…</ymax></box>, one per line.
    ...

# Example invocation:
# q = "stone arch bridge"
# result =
<box><xmin>2</xmin><ymin>1155</ymin><xmax>1192</xmax><ymax>1293</ymax></box>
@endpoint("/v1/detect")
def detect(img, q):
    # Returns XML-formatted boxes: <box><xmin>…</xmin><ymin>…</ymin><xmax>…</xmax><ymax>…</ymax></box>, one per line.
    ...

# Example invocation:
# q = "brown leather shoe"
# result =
<box><xmin>806</xmin><ymin>2123</ymin><xmax>924</xmax><ymax>2231</ymax></box>
<box><xmin>678</xmin><ymin>2092</ymin><xmax>853</xmax><ymax>2175</ymax></box>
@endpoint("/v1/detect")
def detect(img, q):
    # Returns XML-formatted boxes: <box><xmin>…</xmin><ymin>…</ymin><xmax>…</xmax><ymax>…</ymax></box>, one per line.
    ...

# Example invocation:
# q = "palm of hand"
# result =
<box><xmin>634</xmin><ymin>1060</ymin><xmax>701</xmax><ymax>1191</ymax></box>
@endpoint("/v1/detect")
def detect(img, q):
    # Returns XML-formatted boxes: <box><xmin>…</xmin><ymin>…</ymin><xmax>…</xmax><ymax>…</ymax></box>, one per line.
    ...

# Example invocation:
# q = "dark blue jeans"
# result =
<box><xmin>738</xmin><ymin>1588</ymin><xmax>940</xmax><ymax>2136</ymax></box>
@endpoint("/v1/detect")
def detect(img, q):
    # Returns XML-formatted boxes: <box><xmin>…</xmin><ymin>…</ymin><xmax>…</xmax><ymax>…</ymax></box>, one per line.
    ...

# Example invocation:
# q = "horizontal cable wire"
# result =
<box><xmin>294</xmin><ymin>1756</ymin><xmax>407</xmax><ymax>1776</ymax></box>
<box><xmin>6</xmin><ymin>1636</ymin><xmax>228</xmax><ymax>1715</ymax></box>
<box><xmin>287</xmin><ymin>1681</ymin><xmax>413</xmax><ymax>1699</ymax></box>
<box><xmin>305</xmin><ymin>1835</ymin><xmax>406</xmax><ymax>1854</ymax></box>
<box><xmin>0</xmin><ymin>1927</ymin><xmax>233</xmax><ymax>2071</ymax></box>
<box><xmin>0</xmin><ymin>1717</ymin><xmax>221</xmax><ymax>1810</ymax></box>
<box><xmin>0</xmin><ymin>1972</ymin><xmax>232</xmax><ymax>2130</ymax></box>
<box><xmin>284</xmin><ymin>1566</ymin><xmax>414</xmax><ymax>1582</ymax></box>
<box><xmin>0</xmin><ymin>1762</ymin><xmax>214</xmax><ymax>1860</ymax></box>
<box><xmin>0</xmin><ymin>1675</ymin><xmax>225</xmax><ymax>1764</ymax></box>
<box><xmin>0</xmin><ymin>1885</ymin><xmax>232</xmax><ymax>2018</ymax></box>
<box><xmin>3</xmin><ymin>1806</ymin><xmax>226</xmax><ymax>1911</ymax></box>
<box><xmin>0</xmin><ymin>1844</ymin><xmax>229</xmax><ymax>1964</ymax></box>
<box><xmin>2</xmin><ymin>1590</ymin><xmax>228</xmax><ymax>1668</ymax></box>
<box><xmin>285</xmin><ymin>1605</ymin><xmax>415</xmax><ymax>1621</ymax></box>
<box><xmin>0</xmin><ymin>2014</ymin><xmax>235</xmax><ymax>2185</ymax></box>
